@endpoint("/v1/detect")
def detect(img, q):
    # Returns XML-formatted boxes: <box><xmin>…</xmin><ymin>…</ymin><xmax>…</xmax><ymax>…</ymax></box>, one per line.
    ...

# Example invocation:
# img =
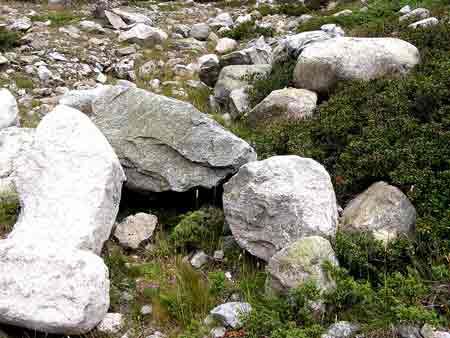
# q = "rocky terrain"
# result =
<box><xmin>0</xmin><ymin>0</ymin><xmax>450</xmax><ymax>338</ymax></box>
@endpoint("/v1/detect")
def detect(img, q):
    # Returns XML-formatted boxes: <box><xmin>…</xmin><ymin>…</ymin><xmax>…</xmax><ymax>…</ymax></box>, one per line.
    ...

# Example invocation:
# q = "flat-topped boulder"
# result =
<box><xmin>91</xmin><ymin>85</ymin><xmax>256</xmax><ymax>192</ymax></box>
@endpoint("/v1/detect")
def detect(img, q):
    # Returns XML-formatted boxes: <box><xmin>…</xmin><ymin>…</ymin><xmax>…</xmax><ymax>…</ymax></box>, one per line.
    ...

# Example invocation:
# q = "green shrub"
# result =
<box><xmin>0</xmin><ymin>28</ymin><xmax>21</xmax><ymax>51</ymax></box>
<box><xmin>258</xmin><ymin>3</ymin><xmax>310</xmax><ymax>17</ymax></box>
<box><xmin>170</xmin><ymin>207</ymin><xmax>225</xmax><ymax>252</ymax></box>
<box><xmin>223</xmin><ymin>20</ymin><xmax>273</xmax><ymax>40</ymax></box>
<box><xmin>31</xmin><ymin>11</ymin><xmax>81</xmax><ymax>27</ymax></box>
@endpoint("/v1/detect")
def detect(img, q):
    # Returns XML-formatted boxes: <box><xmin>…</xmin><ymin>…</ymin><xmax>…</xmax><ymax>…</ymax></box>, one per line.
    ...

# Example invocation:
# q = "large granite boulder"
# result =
<box><xmin>91</xmin><ymin>85</ymin><xmax>256</xmax><ymax>192</ymax></box>
<box><xmin>341</xmin><ymin>181</ymin><xmax>416</xmax><ymax>242</ymax></box>
<box><xmin>0</xmin><ymin>105</ymin><xmax>125</xmax><ymax>334</ymax></box>
<box><xmin>266</xmin><ymin>236</ymin><xmax>338</xmax><ymax>295</ymax></box>
<box><xmin>293</xmin><ymin>37</ymin><xmax>420</xmax><ymax>93</ymax></box>
<box><xmin>223</xmin><ymin>155</ymin><xmax>338</xmax><ymax>261</ymax></box>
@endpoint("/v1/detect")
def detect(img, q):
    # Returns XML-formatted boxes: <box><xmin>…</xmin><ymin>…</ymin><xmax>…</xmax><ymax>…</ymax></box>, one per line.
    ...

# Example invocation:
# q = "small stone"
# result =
<box><xmin>333</xmin><ymin>9</ymin><xmax>353</xmax><ymax>16</ymax></box>
<box><xmin>191</xmin><ymin>250</ymin><xmax>209</xmax><ymax>268</ymax></box>
<box><xmin>140</xmin><ymin>305</ymin><xmax>153</xmax><ymax>316</ymax></box>
<box><xmin>97</xmin><ymin>313</ymin><xmax>124</xmax><ymax>334</ymax></box>
<box><xmin>191</xmin><ymin>23</ymin><xmax>210</xmax><ymax>41</ymax></box>
<box><xmin>114</xmin><ymin>213</ymin><xmax>158</xmax><ymax>249</ymax></box>
<box><xmin>408</xmin><ymin>17</ymin><xmax>439</xmax><ymax>29</ymax></box>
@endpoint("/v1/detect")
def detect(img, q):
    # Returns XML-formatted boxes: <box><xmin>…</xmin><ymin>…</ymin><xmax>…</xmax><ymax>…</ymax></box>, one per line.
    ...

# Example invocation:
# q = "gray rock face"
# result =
<box><xmin>210</xmin><ymin>302</ymin><xmax>252</xmax><ymax>329</ymax></box>
<box><xmin>91</xmin><ymin>85</ymin><xmax>256</xmax><ymax>192</ymax></box>
<box><xmin>248</xmin><ymin>88</ymin><xmax>317</xmax><ymax>126</ymax></box>
<box><xmin>266</xmin><ymin>236</ymin><xmax>338</xmax><ymax>295</ymax></box>
<box><xmin>114</xmin><ymin>213</ymin><xmax>157</xmax><ymax>249</ymax></box>
<box><xmin>0</xmin><ymin>106</ymin><xmax>125</xmax><ymax>334</ymax></box>
<box><xmin>0</xmin><ymin>89</ymin><xmax>19</xmax><ymax>130</ymax></box>
<box><xmin>215</xmin><ymin>38</ymin><xmax>238</xmax><ymax>55</ymax></box>
<box><xmin>214</xmin><ymin>64</ymin><xmax>271</xmax><ymax>113</ymax></box>
<box><xmin>223</xmin><ymin>155</ymin><xmax>338</xmax><ymax>261</ymax></box>
<box><xmin>341</xmin><ymin>182</ymin><xmax>416</xmax><ymax>242</ymax></box>
<box><xmin>294</xmin><ymin>37</ymin><xmax>420</xmax><ymax>93</ymax></box>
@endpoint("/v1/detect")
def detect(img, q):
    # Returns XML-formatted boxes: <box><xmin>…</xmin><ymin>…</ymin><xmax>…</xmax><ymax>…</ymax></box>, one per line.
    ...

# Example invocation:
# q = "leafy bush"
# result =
<box><xmin>223</xmin><ymin>20</ymin><xmax>273</xmax><ymax>40</ymax></box>
<box><xmin>0</xmin><ymin>28</ymin><xmax>21</xmax><ymax>51</ymax></box>
<box><xmin>170</xmin><ymin>207</ymin><xmax>225</xmax><ymax>252</ymax></box>
<box><xmin>258</xmin><ymin>3</ymin><xmax>310</xmax><ymax>17</ymax></box>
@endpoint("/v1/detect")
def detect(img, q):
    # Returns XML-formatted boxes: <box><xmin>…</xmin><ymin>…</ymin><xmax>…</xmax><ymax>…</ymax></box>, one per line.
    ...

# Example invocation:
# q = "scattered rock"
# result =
<box><xmin>97</xmin><ymin>313</ymin><xmax>124</xmax><ymax>334</ymax></box>
<box><xmin>223</xmin><ymin>155</ymin><xmax>338</xmax><ymax>261</ymax></box>
<box><xmin>399</xmin><ymin>8</ymin><xmax>430</xmax><ymax>22</ymax></box>
<box><xmin>210</xmin><ymin>302</ymin><xmax>252</xmax><ymax>329</ymax></box>
<box><xmin>248</xmin><ymin>88</ymin><xmax>317</xmax><ymax>126</ymax></box>
<box><xmin>341</xmin><ymin>182</ymin><xmax>416</xmax><ymax>242</ymax></box>
<box><xmin>322</xmin><ymin>321</ymin><xmax>360</xmax><ymax>338</ymax></box>
<box><xmin>215</xmin><ymin>38</ymin><xmax>238</xmax><ymax>55</ymax></box>
<box><xmin>191</xmin><ymin>23</ymin><xmax>211</xmax><ymax>41</ymax></box>
<box><xmin>119</xmin><ymin>24</ymin><xmax>168</xmax><ymax>47</ymax></box>
<box><xmin>140</xmin><ymin>305</ymin><xmax>153</xmax><ymax>316</ymax></box>
<box><xmin>191</xmin><ymin>250</ymin><xmax>209</xmax><ymax>268</ymax></box>
<box><xmin>399</xmin><ymin>5</ymin><xmax>412</xmax><ymax>14</ymax></box>
<box><xmin>198</xmin><ymin>54</ymin><xmax>221</xmax><ymax>87</ymax></box>
<box><xmin>114</xmin><ymin>213</ymin><xmax>158</xmax><ymax>249</ymax></box>
<box><xmin>408</xmin><ymin>17</ymin><xmax>439</xmax><ymax>29</ymax></box>
<box><xmin>333</xmin><ymin>9</ymin><xmax>352</xmax><ymax>17</ymax></box>
<box><xmin>210</xmin><ymin>327</ymin><xmax>227</xmax><ymax>338</ymax></box>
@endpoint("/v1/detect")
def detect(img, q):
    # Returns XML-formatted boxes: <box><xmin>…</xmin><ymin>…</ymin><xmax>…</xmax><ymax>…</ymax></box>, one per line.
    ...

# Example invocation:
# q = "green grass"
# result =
<box><xmin>31</xmin><ymin>10</ymin><xmax>82</xmax><ymax>27</ymax></box>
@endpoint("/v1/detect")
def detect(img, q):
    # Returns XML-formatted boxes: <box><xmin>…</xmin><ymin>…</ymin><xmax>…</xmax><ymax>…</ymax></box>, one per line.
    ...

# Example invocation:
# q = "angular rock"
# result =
<box><xmin>111</xmin><ymin>7</ymin><xmax>153</xmax><ymax>25</ymax></box>
<box><xmin>105</xmin><ymin>10</ymin><xmax>127</xmax><ymax>30</ymax></box>
<box><xmin>91</xmin><ymin>85</ymin><xmax>256</xmax><ymax>192</ymax></box>
<box><xmin>341</xmin><ymin>182</ymin><xmax>416</xmax><ymax>242</ymax></box>
<box><xmin>294</xmin><ymin>37</ymin><xmax>420</xmax><ymax>93</ymax></box>
<box><xmin>119</xmin><ymin>23</ymin><xmax>168</xmax><ymax>47</ymax></box>
<box><xmin>79</xmin><ymin>20</ymin><xmax>105</xmax><ymax>33</ymax></box>
<box><xmin>210</xmin><ymin>302</ymin><xmax>252</xmax><ymax>329</ymax></box>
<box><xmin>114</xmin><ymin>213</ymin><xmax>157</xmax><ymax>249</ymax></box>
<box><xmin>223</xmin><ymin>155</ymin><xmax>338</xmax><ymax>261</ymax></box>
<box><xmin>266</xmin><ymin>236</ymin><xmax>338</xmax><ymax>295</ymax></box>
<box><xmin>0</xmin><ymin>89</ymin><xmax>19</xmax><ymax>130</ymax></box>
<box><xmin>248</xmin><ymin>88</ymin><xmax>317</xmax><ymax>126</ymax></box>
